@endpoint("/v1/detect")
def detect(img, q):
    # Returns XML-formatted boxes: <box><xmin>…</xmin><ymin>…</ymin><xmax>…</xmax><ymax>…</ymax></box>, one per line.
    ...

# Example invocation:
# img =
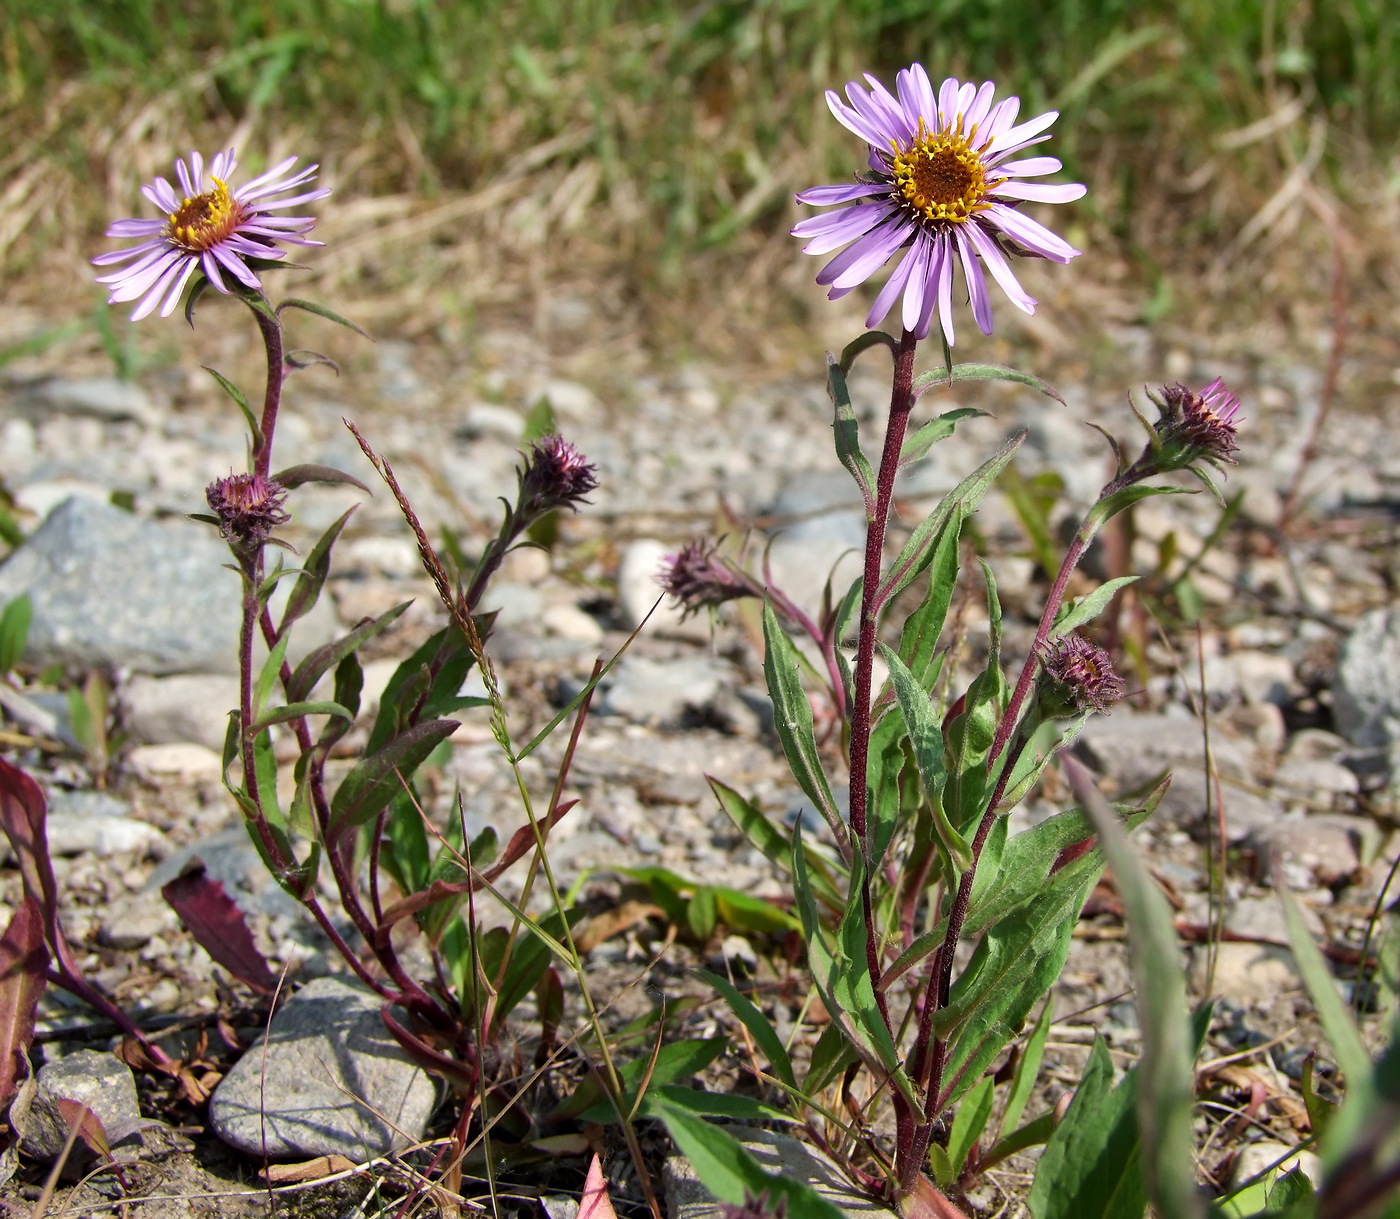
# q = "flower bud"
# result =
<box><xmin>1038</xmin><ymin>634</ymin><xmax>1126</xmax><ymax>716</ymax></box>
<box><xmin>1127</xmin><ymin>377</ymin><xmax>1243</xmax><ymax>480</ymax></box>
<box><xmin>658</xmin><ymin>540</ymin><xmax>759</xmax><ymax>617</ymax></box>
<box><xmin>518</xmin><ymin>435</ymin><xmax>598</xmax><ymax>516</ymax></box>
<box><xmin>205</xmin><ymin>472</ymin><xmax>289</xmax><ymax>549</ymax></box>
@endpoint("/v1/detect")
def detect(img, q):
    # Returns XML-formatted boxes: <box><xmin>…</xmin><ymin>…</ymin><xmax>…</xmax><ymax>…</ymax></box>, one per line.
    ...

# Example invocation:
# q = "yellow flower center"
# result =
<box><xmin>890</xmin><ymin>120</ymin><xmax>1000</xmax><ymax>224</ymax></box>
<box><xmin>166</xmin><ymin>177</ymin><xmax>243</xmax><ymax>252</ymax></box>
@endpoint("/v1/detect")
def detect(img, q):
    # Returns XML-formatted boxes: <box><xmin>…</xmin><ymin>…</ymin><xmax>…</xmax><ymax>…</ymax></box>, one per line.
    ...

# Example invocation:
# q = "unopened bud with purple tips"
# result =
<box><xmin>1125</xmin><ymin>377</ymin><xmax>1243</xmax><ymax>481</ymax></box>
<box><xmin>518</xmin><ymin>434</ymin><xmax>598</xmax><ymax>517</ymax></box>
<box><xmin>205</xmin><ymin>472</ymin><xmax>290</xmax><ymax>550</ymax></box>
<box><xmin>658</xmin><ymin>540</ymin><xmax>760</xmax><ymax>617</ymax></box>
<box><xmin>1038</xmin><ymin>633</ymin><xmax>1126</xmax><ymax>716</ymax></box>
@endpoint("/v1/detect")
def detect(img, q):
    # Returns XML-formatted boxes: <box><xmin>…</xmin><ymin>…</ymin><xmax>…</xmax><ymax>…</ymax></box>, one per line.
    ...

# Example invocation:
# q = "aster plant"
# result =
<box><xmin>81</xmin><ymin>147</ymin><xmax>680</xmax><ymax>1217</ymax></box>
<box><xmin>666</xmin><ymin>62</ymin><xmax>1260</xmax><ymax>1219</ymax></box>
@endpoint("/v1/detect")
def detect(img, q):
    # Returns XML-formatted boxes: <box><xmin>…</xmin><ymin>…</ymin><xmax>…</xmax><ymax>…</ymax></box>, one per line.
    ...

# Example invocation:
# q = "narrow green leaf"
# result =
<box><xmin>286</xmin><ymin>600</ymin><xmax>411</xmax><ymax>704</ymax></box>
<box><xmin>1069</xmin><ymin>756</ymin><xmax>1204</xmax><ymax>1219</ymax></box>
<box><xmin>276</xmin><ymin>297</ymin><xmax>372</xmax><ymax>338</ymax></box>
<box><xmin>1026</xmin><ymin>1038</ymin><xmax>1145</xmax><ymax>1219</ymax></box>
<box><xmin>272</xmin><ymin>463</ymin><xmax>371</xmax><ymax>493</ymax></box>
<box><xmin>1000</xmin><ymin>461</ymin><xmax>1063</xmax><ymax>577</ymax></box>
<box><xmin>804</xmin><ymin>1020</ymin><xmax>858</xmax><ymax>1095</ymax></box>
<box><xmin>203</xmin><ymin>366</ymin><xmax>261</xmax><ymax>449</ymax></box>
<box><xmin>1001</xmin><ymin>998</ymin><xmax>1054</xmax><ymax>1139</ymax></box>
<box><xmin>828</xmin><ymin>354</ymin><xmax>875</xmax><ymax>510</ymax></box>
<box><xmin>981</xmin><ymin>1111</ymin><xmax>1055</xmax><ymax>1173</ymax></box>
<box><xmin>282</xmin><ymin>506</ymin><xmax>357</xmax><ymax>631</ymax></box>
<box><xmin>688</xmin><ymin>886</ymin><xmax>718</xmax><ymax>941</ymax></box>
<box><xmin>710</xmin><ymin>779</ymin><xmax>788</xmax><ymax>870</ymax></box>
<box><xmin>253</xmin><ymin>632</ymin><xmax>289</xmax><ymax>719</ymax></box>
<box><xmin>0</xmin><ymin>595</ymin><xmax>31</xmax><ymax>674</ymax></box>
<box><xmin>1280</xmin><ymin>887</ymin><xmax>1370</xmax><ymax>1089</ymax></box>
<box><xmin>763</xmin><ymin>603</ymin><xmax>841</xmax><ymax>839</ymax></box>
<box><xmin>911</xmin><ymin>362</ymin><xmax>1067</xmax><ymax>406</ymax></box>
<box><xmin>636</xmin><ymin>1084</ymin><xmax>787</xmax><ymax>1123</ymax></box>
<box><xmin>1049</xmin><ymin>577</ymin><xmax>1141</xmax><ymax>643</ymax></box>
<box><xmin>900</xmin><ymin>407</ymin><xmax>988</xmax><ymax>466</ymax></box>
<box><xmin>328</xmin><ymin>718</ymin><xmax>458</xmax><ymax>837</ymax></box>
<box><xmin>249</xmin><ymin>700</ymin><xmax>352</xmax><ymax>731</ymax></box>
<box><xmin>652</xmin><ymin>1097</ymin><xmax>848</xmax><ymax>1219</ymax></box>
<box><xmin>696</xmin><ymin>968</ymin><xmax>796</xmax><ymax>1091</ymax></box>
<box><xmin>945</xmin><ymin>1075</ymin><xmax>996</xmax><ymax>1179</ymax></box>
<box><xmin>895</xmin><ymin>505</ymin><xmax>961</xmax><ymax>688</ymax></box>
<box><xmin>1085</xmin><ymin>484</ymin><xmax>1194</xmax><ymax>538</ymax></box>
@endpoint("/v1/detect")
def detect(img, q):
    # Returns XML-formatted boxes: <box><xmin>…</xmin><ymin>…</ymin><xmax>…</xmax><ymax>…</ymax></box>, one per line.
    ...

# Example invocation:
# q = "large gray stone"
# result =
<box><xmin>0</xmin><ymin>497</ymin><xmax>241</xmax><ymax>675</ymax></box>
<box><xmin>764</xmin><ymin>470</ymin><xmax>865</xmax><ymax>613</ymax></box>
<box><xmin>1077</xmin><ymin>712</ymin><xmax>1251</xmax><ymax>792</ymax></box>
<box><xmin>1334</xmin><ymin>609</ymin><xmax>1400</xmax><ymax>748</ymax></box>
<box><xmin>209</xmin><ymin>976</ymin><xmax>438</xmax><ymax>1159</ymax></box>
<box><xmin>13</xmin><ymin>1050</ymin><xmax>144</xmax><ymax>1164</ymax></box>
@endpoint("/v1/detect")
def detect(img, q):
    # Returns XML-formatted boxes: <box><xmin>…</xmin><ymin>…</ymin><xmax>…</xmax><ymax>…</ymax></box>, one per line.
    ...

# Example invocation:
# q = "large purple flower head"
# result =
<box><xmin>94</xmin><ymin>149</ymin><xmax>330</xmax><ymax>321</ymax></box>
<box><xmin>793</xmin><ymin>65</ymin><xmax>1086</xmax><ymax>345</ymax></box>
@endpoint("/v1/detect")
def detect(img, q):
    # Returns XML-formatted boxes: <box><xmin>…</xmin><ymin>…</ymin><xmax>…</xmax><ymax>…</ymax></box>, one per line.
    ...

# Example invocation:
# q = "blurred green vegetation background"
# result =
<box><xmin>2</xmin><ymin>0</ymin><xmax>1393</xmax><ymax>339</ymax></box>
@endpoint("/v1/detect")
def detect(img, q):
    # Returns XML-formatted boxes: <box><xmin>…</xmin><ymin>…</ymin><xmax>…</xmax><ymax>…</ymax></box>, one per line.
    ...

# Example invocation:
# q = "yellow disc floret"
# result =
<box><xmin>166</xmin><ymin>177</ymin><xmax>243</xmax><ymax>252</ymax></box>
<box><xmin>890</xmin><ymin>119</ymin><xmax>1002</xmax><ymax>224</ymax></box>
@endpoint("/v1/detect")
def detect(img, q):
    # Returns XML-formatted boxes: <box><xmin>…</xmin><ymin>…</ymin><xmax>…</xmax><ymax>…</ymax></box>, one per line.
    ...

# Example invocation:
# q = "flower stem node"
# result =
<box><xmin>206</xmin><ymin>472</ymin><xmax>290</xmax><ymax>552</ymax></box>
<box><xmin>1037</xmin><ymin>633</ymin><xmax>1126</xmax><ymax>717</ymax></box>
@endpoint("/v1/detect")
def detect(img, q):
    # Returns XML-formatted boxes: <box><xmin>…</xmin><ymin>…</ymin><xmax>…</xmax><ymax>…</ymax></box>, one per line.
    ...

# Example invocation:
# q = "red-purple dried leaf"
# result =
<box><xmin>161</xmin><ymin>865</ymin><xmax>277</xmax><ymax>994</ymax></box>
<box><xmin>55</xmin><ymin>1099</ymin><xmax>111</xmax><ymax>1159</ymax></box>
<box><xmin>579</xmin><ymin>1153</ymin><xmax>620</xmax><ymax>1219</ymax></box>
<box><xmin>0</xmin><ymin>897</ymin><xmax>48</xmax><ymax>1111</ymax></box>
<box><xmin>0</xmin><ymin>760</ymin><xmax>58</xmax><ymax>921</ymax></box>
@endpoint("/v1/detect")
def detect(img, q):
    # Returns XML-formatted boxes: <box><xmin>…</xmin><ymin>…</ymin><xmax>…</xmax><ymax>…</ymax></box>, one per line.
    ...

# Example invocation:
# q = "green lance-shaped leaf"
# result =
<box><xmin>252</xmin><ymin>632</ymin><xmax>290</xmax><ymax>722</ymax></box>
<box><xmin>945</xmin><ymin>562</ymin><xmax>1007</xmax><ymax>835</ymax></box>
<box><xmin>879</xmin><ymin>429</ymin><xmax>1026</xmax><ymax>607</ymax></box>
<box><xmin>762</xmin><ymin>603</ymin><xmax>842</xmax><ymax>842</ymax></box>
<box><xmin>827</xmin><ymin>354</ymin><xmax>875</xmax><ymax>512</ymax></box>
<box><xmin>1083</xmin><ymin>484</ymin><xmax>1195</xmax><ymax>540</ymax></box>
<box><xmin>866</xmin><ymin>703</ymin><xmax>913</xmax><ymax>870</ymax></box>
<box><xmin>286</xmin><ymin>600</ymin><xmax>411</xmax><ymax>704</ymax></box>
<box><xmin>281</xmin><ymin>506</ymin><xmax>356</xmax><ymax>630</ymax></box>
<box><xmin>709</xmin><ymin>779</ymin><xmax>845</xmax><ymax>910</ymax></box>
<box><xmin>328</xmin><ymin>718</ymin><xmax>458</xmax><ymax>839</ymax></box>
<box><xmin>1069</xmin><ymin>755</ymin><xmax>1204</xmax><ymax>1219</ymax></box>
<box><xmin>880</xmin><ymin>643</ymin><xmax>966</xmax><ymax>872</ymax></box>
<box><xmin>652</xmin><ymin>1096</ymin><xmax>847</xmax><ymax>1219</ymax></box>
<box><xmin>203</xmin><ymin>365</ymin><xmax>261</xmax><ymax>451</ymax></box>
<box><xmin>697</xmin><ymin>968</ymin><xmax>797</xmax><ymax>1092</ymax></box>
<box><xmin>272</xmin><ymin>464</ymin><xmax>371</xmax><ymax>493</ymax></box>
<box><xmin>1048</xmin><ymin>576</ymin><xmax>1141</xmax><ymax>644</ymax></box>
<box><xmin>895</xmin><ymin>504</ymin><xmax>962</xmax><ymax>689</ymax></box>
<box><xmin>1000</xmin><ymin>997</ymin><xmax>1054</xmax><ymax>1140</ymax></box>
<box><xmin>318</xmin><ymin>651</ymin><xmax>363</xmax><ymax>751</ymax></box>
<box><xmin>911</xmin><ymin>361</ymin><xmax>1068</xmax><ymax>407</ymax></box>
<box><xmin>1026</xmin><ymin>1038</ymin><xmax>1145</xmax><ymax>1219</ymax></box>
<box><xmin>275</xmin><ymin>297</ymin><xmax>372</xmax><ymax>338</ymax></box>
<box><xmin>559</xmin><ymin>1036</ymin><xmax>729</xmax><ymax>1123</ymax></box>
<box><xmin>248</xmin><ymin>700</ymin><xmax>353</xmax><ymax>732</ymax></box>
<box><xmin>0</xmin><ymin>595</ymin><xmax>31</xmax><ymax>675</ymax></box>
<box><xmin>943</xmin><ymin>1074</ymin><xmax>996</xmax><ymax>1184</ymax></box>
<box><xmin>900</xmin><ymin>407</ymin><xmax>989</xmax><ymax>467</ymax></box>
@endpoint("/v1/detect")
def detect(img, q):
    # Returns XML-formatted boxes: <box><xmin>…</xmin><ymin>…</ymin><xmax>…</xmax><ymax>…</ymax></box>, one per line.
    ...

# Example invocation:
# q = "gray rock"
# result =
<box><xmin>764</xmin><ymin>470</ymin><xmax>864</xmax><ymax>613</ymax></box>
<box><xmin>1248</xmin><ymin>815</ymin><xmax>1377</xmax><ymax>887</ymax></box>
<box><xmin>99</xmin><ymin>890</ymin><xmax>179</xmax><ymax>950</ymax></box>
<box><xmin>43</xmin><ymin>813</ymin><xmax>166</xmax><ymax>859</ymax></box>
<box><xmin>665</xmin><ymin>1128</ymin><xmax>895</xmax><ymax>1218</ymax></box>
<box><xmin>1334</xmin><ymin>609</ymin><xmax>1400</xmax><ymax>747</ymax></box>
<box><xmin>1078</xmin><ymin>712</ymin><xmax>1251</xmax><ymax>792</ymax></box>
<box><xmin>146</xmin><ymin>828</ymin><xmax>303</xmax><ymax>922</ymax></box>
<box><xmin>0</xmin><ymin>497</ymin><xmax>241</xmax><ymax>675</ymax></box>
<box><xmin>1152</xmin><ymin>768</ymin><xmax>1281</xmax><ymax>842</ymax></box>
<box><xmin>1193</xmin><ymin>942</ymin><xmax>1302</xmax><ymax>1004</ymax></box>
<box><xmin>27</xmin><ymin>378</ymin><xmax>157</xmax><ymax>426</ymax></box>
<box><xmin>120</xmin><ymin>673</ymin><xmax>239</xmax><ymax>751</ymax></box>
<box><xmin>1230</xmin><ymin>1141</ymin><xmax>1323</xmax><ymax>1191</ymax></box>
<box><xmin>600</xmin><ymin>654</ymin><xmax>733</xmax><ymax>725</ymax></box>
<box><xmin>13</xmin><ymin>1050</ymin><xmax>144</xmax><ymax>1164</ymax></box>
<box><xmin>1226</xmin><ymin>894</ymin><xmax>1323</xmax><ymax>941</ymax></box>
<box><xmin>459</xmin><ymin>402</ymin><xmax>526</xmax><ymax>443</ymax></box>
<box><xmin>209</xmin><ymin>976</ymin><xmax>438</xmax><ymax>1159</ymax></box>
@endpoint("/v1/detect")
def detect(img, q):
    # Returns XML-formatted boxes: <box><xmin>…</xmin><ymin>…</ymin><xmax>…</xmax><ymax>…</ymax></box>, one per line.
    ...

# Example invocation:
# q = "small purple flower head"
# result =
<box><xmin>719</xmin><ymin>1192</ymin><xmax>788</xmax><ymax>1219</ymax></box>
<box><xmin>1039</xmin><ymin>634</ymin><xmax>1126</xmax><ymax>715</ymax></box>
<box><xmin>1153</xmin><ymin>377</ymin><xmax>1243</xmax><ymax>464</ymax></box>
<box><xmin>658</xmin><ymin>540</ymin><xmax>759</xmax><ymax>617</ymax></box>
<box><xmin>94</xmin><ymin>149</ymin><xmax>330</xmax><ymax>321</ymax></box>
<box><xmin>206</xmin><ymin>472</ymin><xmax>290</xmax><ymax>549</ymax></box>
<box><xmin>518</xmin><ymin>435</ymin><xmax>598</xmax><ymax>516</ymax></box>
<box><xmin>793</xmin><ymin>64</ymin><xmax>1085</xmax><ymax>345</ymax></box>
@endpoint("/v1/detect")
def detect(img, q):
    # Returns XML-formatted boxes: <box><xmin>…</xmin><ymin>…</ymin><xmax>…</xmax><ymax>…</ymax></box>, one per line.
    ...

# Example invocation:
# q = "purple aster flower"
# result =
<box><xmin>206</xmin><ymin>472</ymin><xmax>290</xmax><ymax>549</ymax></box>
<box><xmin>93</xmin><ymin>149</ymin><xmax>330</xmax><ymax>321</ymax></box>
<box><xmin>518</xmin><ymin>435</ymin><xmax>599</xmax><ymax>516</ymax></box>
<box><xmin>792</xmin><ymin>65</ymin><xmax>1086</xmax><ymax>345</ymax></box>
<box><xmin>658</xmin><ymin>540</ymin><xmax>760</xmax><ymax>617</ymax></box>
<box><xmin>1039</xmin><ymin>634</ymin><xmax>1126</xmax><ymax>715</ymax></box>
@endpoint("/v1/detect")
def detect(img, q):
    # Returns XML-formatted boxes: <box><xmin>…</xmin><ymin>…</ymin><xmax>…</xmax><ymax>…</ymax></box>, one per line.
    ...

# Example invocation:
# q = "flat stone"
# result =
<box><xmin>764</xmin><ymin>470</ymin><xmax>865</xmax><ymax>614</ymax></box>
<box><xmin>41</xmin><ymin>812</ymin><xmax>166</xmax><ymax>859</ymax></box>
<box><xmin>1078</xmin><ymin>712</ymin><xmax>1252</xmax><ymax>793</ymax></box>
<box><xmin>1248</xmin><ymin>815</ymin><xmax>1377</xmax><ymax>887</ymax></box>
<box><xmin>126</xmin><ymin>742</ymin><xmax>224</xmax><ymax>782</ymax></box>
<box><xmin>600</xmin><ymin>654</ymin><xmax>733</xmax><ymax>726</ymax></box>
<box><xmin>1230</xmin><ymin>1140</ymin><xmax>1323</xmax><ymax>1190</ymax></box>
<box><xmin>1334</xmin><ymin>609</ymin><xmax>1400</xmax><ymax>747</ymax></box>
<box><xmin>120</xmin><ymin>673</ymin><xmax>239</xmax><ymax>751</ymax></box>
<box><xmin>27</xmin><ymin>377</ymin><xmax>157</xmax><ymax>426</ymax></box>
<box><xmin>1192</xmin><ymin>942</ymin><xmax>1302</xmax><ymax>1004</ymax></box>
<box><xmin>13</xmin><ymin>1050</ymin><xmax>144</xmax><ymax>1164</ymax></box>
<box><xmin>209</xmin><ymin>975</ymin><xmax>438</xmax><ymax>1159</ymax></box>
<box><xmin>664</xmin><ymin>1128</ymin><xmax>896</xmax><ymax>1218</ymax></box>
<box><xmin>0</xmin><ymin>497</ymin><xmax>241</xmax><ymax>675</ymax></box>
<box><xmin>1153</xmin><ymin>767</ymin><xmax>1281</xmax><ymax>842</ymax></box>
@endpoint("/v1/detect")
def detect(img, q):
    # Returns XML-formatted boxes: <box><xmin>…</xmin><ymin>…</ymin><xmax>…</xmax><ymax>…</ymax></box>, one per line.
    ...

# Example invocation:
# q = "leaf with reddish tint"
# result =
<box><xmin>55</xmin><ymin>1099</ymin><xmax>111</xmax><ymax>1160</ymax></box>
<box><xmin>161</xmin><ymin>865</ymin><xmax>277</xmax><ymax>994</ymax></box>
<box><xmin>380</xmin><ymin>1007</ymin><xmax>474</xmax><ymax>1092</ymax></box>
<box><xmin>579</xmin><ymin>1153</ymin><xmax>620</xmax><ymax>1219</ymax></box>
<box><xmin>0</xmin><ymin>760</ymin><xmax>58</xmax><ymax>922</ymax></box>
<box><xmin>0</xmin><ymin>897</ymin><xmax>48</xmax><ymax>1111</ymax></box>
